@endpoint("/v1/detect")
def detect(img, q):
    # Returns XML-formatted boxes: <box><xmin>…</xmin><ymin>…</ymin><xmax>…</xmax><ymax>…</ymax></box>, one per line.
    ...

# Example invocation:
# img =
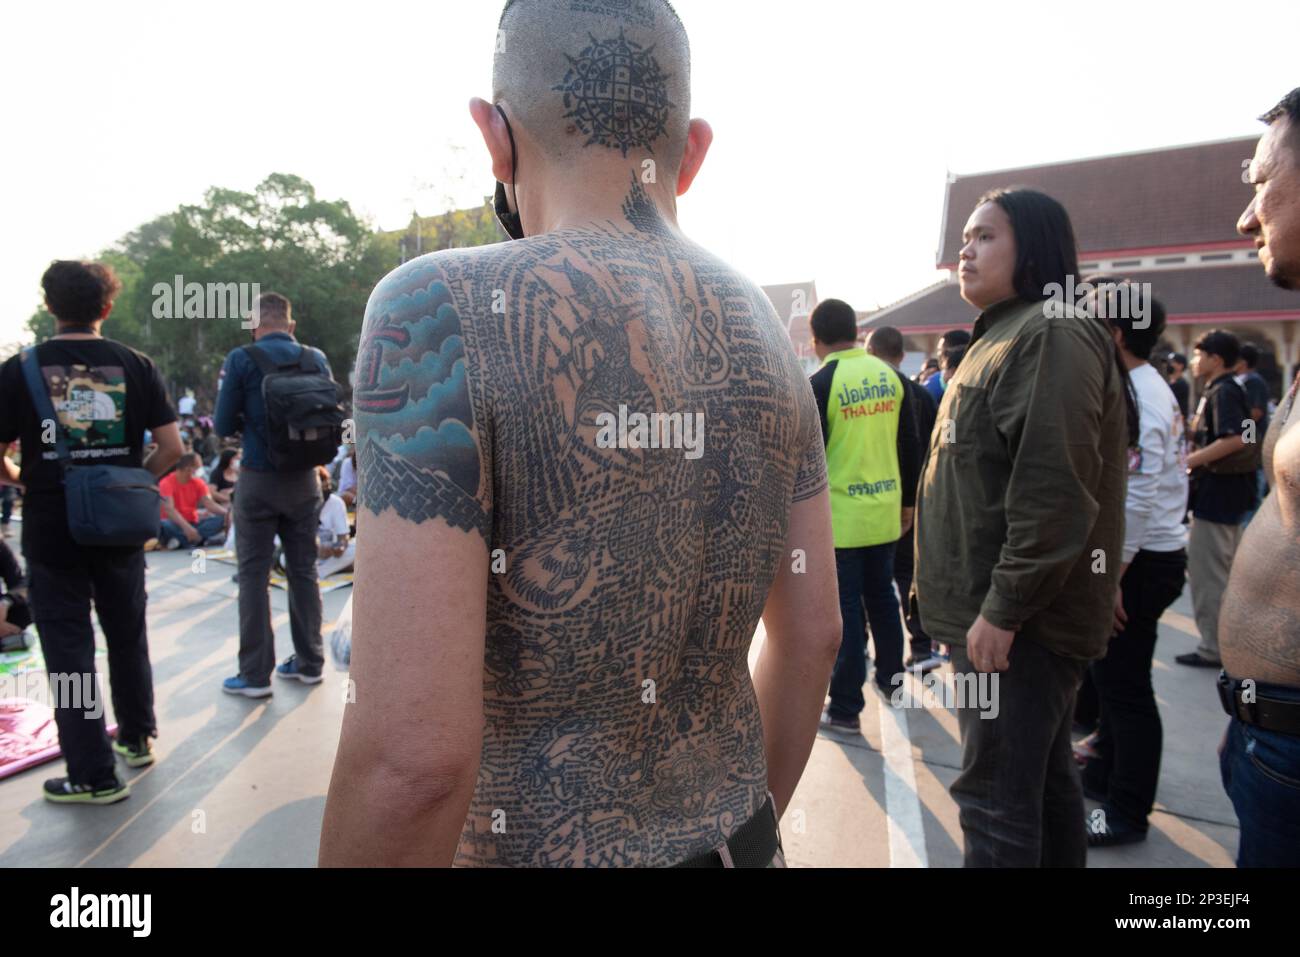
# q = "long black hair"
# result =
<box><xmin>977</xmin><ymin>187</ymin><xmax>1078</xmax><ymax>303</ymax></box>
<box><xmin>978</xmin><ymin>188</ymin><xmax>1140</xmax><ymax>447</ymax></box>
<box><xmin>214</xmin><ymin>448</ymin><xmax>239</xmax><ymax>478</ymax></box>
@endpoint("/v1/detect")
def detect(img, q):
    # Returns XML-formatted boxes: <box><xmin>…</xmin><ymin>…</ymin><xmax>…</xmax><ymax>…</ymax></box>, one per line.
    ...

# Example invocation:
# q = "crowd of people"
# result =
<box><xmin>802</xmin><ymin>120</ymin><xmax>1299</xmax><ymax>865</ymax></box>
<box><xmin>0</xmin><ymin>273</ymin><xmax>353</xmax><ymax>795</ymax></box>
<box><xmin>0</xmin><ymin>0</ymin><xmax>1295</xmax><ymax>870</ymax></box>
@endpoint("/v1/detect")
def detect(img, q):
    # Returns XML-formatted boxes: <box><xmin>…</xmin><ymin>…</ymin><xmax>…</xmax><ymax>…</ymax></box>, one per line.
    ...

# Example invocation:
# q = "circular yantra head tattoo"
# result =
<box><xmin>554</xmin><ymin>29</ymin><xmax>675</xmax><ymax>158</ymax></box>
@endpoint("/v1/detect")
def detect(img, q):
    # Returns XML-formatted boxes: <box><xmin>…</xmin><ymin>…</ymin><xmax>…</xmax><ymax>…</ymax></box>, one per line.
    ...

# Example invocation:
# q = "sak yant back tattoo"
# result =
<box><xmin>354</xmin><ymin>176</ymin><xmax>826</xmax><ymax>866</ymax></box>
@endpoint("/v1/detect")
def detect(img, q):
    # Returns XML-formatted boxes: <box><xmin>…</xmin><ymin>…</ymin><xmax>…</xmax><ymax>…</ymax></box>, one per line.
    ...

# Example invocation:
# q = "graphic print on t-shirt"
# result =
<box><xmin>42</xmin><ymin>364</ymin><xmax>127</xmax><ymax>450</ymax></box>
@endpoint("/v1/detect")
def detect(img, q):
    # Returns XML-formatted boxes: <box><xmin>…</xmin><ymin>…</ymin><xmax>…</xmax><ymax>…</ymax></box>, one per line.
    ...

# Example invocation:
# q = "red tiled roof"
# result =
<box><xmin>938</xmin><ymin>138</ymin><xmax>1259</xmax><ymax>266</ymax></box>
<box><xmin>864</xmin><ymin>264</ymin><xmax>1300</xmax><ymax>334</ymax></box>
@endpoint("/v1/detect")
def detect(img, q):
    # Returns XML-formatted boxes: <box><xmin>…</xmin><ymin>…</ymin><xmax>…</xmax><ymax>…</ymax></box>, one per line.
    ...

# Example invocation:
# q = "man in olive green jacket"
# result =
<box><xmin>914</xmin><ymin>188</ymin><xmax>1128</xmax><ymax>867</ymax></box>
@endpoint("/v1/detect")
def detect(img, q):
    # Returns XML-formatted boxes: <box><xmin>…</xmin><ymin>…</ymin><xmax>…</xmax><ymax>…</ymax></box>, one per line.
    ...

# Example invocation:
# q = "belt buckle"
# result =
<box><xmin>1216</xmin><ymin>670</ymin><xmax>1234</xmax><ymax>717</ymax></box>
<box><xmin>1218</xmin><ymin>670</ymin><xmax>1256</xmax><ymax>725</ymax></box>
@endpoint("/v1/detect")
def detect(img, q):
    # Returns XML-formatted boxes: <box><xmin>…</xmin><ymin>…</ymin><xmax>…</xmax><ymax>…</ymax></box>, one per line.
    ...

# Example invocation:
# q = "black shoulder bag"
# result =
<box><xmin>19</xmin><ymin>347</ymin><xmax>161</xmax><ymax>547</ymax></box>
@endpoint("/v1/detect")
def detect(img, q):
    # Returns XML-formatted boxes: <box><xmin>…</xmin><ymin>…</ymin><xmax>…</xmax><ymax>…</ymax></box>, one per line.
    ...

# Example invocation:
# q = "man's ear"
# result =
<box><xmin>470</xmin><ymin>97</ymin><xmax>516</xmax><ymax>184</ymax></box>
<box><xmin>676</xmin><ymin>118</ymin><xmax>713</xmax><ymax>197</ymax></box>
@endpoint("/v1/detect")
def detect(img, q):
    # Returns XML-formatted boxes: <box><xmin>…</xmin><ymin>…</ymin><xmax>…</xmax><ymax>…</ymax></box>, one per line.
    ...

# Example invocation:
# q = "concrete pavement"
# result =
<box><xmin>0</xmin><ymin>547</ymin><xmax>1239</xmax><ymax>867</ymax></box>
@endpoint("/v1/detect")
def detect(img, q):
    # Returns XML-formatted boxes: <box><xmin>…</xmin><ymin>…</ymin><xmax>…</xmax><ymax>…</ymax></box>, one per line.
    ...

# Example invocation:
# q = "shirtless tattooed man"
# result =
<box><xmin>320</xmin><ymin>0</ymin><xmax>841</xmax><ymax>867</ymax></box>
<box><xmin>1219</xmin><ymin>87</ymin><xmax>1300</xmax><ymax>868</ymax></box>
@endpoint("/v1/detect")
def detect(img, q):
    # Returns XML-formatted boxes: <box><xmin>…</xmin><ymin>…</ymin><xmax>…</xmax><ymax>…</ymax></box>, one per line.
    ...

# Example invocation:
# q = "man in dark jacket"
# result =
<box><xmin>215</xmin><ymin>293</ymin><xmax>332</xmax><ymax>697</ymax></box>
<box><xmin>915</xmin><ymin>189</ymin><xmax>1128</xmax><ymax>867</ymax></box>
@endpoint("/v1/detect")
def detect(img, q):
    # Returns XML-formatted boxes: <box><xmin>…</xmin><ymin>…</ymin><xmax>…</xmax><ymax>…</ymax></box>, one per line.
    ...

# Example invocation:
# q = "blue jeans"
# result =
<box><xmin>1219</xmin><ymin>684</ymin><xmax>1300</xmax><ymax>868</ymax></box>
<box><xmin>828</xmin><ymin>542</ymin><xmax>905</xmax><ymax>720</ymax></box>
<box><xmin>159</xmin><ymin>515</ymin><xmax>225</xmax><ymax>547</ymax></box>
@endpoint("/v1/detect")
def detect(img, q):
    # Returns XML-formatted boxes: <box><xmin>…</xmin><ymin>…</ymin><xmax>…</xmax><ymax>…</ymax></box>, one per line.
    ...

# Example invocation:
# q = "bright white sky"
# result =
<box><xmin>1</xmin><ymin>0</ymin><xmax>1292</xmax><ymax>349</ymax></box>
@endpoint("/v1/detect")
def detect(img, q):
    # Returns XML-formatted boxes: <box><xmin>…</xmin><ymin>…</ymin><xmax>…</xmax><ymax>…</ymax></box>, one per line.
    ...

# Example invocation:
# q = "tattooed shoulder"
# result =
<box><xmin>353</xmin><ymin>252</ymin><xmax>496</xmax><ymax>541</ymax></box>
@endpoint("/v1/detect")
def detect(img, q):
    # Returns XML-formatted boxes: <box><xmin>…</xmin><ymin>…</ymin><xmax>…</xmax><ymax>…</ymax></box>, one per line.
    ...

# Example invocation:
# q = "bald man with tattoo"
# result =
<box><xmin>1218</xmin><ymin>87</ymin><xmax>1300</xmax><ymax>868</ymax></box>
<box><xmin>320</xmin><ymin>0</ymin><xmax>841</xmax><ymax>867</ymax></box>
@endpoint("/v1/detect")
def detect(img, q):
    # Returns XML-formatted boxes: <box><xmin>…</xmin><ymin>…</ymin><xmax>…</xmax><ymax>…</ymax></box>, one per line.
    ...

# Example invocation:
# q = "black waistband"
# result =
<box><xmin>671</xmin><ymin>795</ymin><xmax>780</xmax><ymax>868</ymax></box>
<box><xmin>1218</xmin><ymin>671</ymin><xmax>1300</xmax><ymax>736</ymax></box>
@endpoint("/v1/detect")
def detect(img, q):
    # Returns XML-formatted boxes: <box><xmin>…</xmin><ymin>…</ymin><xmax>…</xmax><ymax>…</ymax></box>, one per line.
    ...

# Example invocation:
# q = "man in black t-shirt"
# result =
<box><xmin>1180</xmin><ymin>330</ymin><xmax>1257</xmax><ymax>668</ymax></box>
<box><xmin>0</xmin><ymin>260</ymin><xmax>183</xmax><ymax>804</ymax></box>
<box><xmin>1237</xmin><ymin>343</ymin><xmax>1272</xmax><ymax>436</ymax></box>
<box><xmin>1238</xmin><ymin>343</ymin><xmax>1272</xmax><ymax>502</ymax></box>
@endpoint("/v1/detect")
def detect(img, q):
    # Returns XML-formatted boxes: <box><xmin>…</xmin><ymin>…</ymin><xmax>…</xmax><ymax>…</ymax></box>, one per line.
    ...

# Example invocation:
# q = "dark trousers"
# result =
<box><xmin>234</xmin><ymin>469</ymin><xmax>323</xmax><ymax>684</ymax></box>
<box><xmin>828</xmin><ymin>542</ymin><xmax>904</xmax><ymax>719</ymax></box>
<box><xmin>27</xmin><ymin>549</ymin><xmax>156</xmax><ymax>786</ymax></box>
<box><xmin>1083</xmin><ymin>548</ymin><xmax>1187</xmax><ymax>832</ymax></box>
<box><xmin>892</xmin><ymin>531</ymin><xmax>932</xmax><ymax>660</ymax></box>
<box><xmin>950</xmin><ymin>639</ymin><xmax>1089</xmax><ymax>867</ymax></box>
<box><xmin>0</xmin><ymin>485</ymin><xmax>15</xmax><ymax>524</ymax></box>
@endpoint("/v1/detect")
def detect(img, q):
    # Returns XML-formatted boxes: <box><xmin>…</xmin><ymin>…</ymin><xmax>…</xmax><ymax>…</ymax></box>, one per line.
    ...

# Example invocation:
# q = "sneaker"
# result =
<box><xmin>164</xmin><ymin>538</ymin><xmax>182</xmax><ymax>551</ymax></box>
<box><xmin>112</xmin><ymin>735</ymin><xmax>155</xmax><ymax>769</ymax></box>
<box><xmin>1175</xmin><ymin>652</ymin><xmax>1221</xmax><ymax>668</ymax></box>
<box><xmin>818</xmin><ymin>710</ymin><xmax>860</xmax><ymax>735</ymax></box>
<box><xmin>276</xmin><ymin>655</ymin><xmax>323</xmax><ymax>685</ymax></box>
<box><xmin>222</xmin><ymin>675</ymin><xmax>273</xmax><ymax>698</ymax></box>
<box><xmin>905</xmin><ymin>653</ymin><xmax>944</xmax><ymax>674</ymax></box>
<box><xmin>43</xmin><ymin>775</ymin><xmax>130</xmax><ymax>805</ymax></box>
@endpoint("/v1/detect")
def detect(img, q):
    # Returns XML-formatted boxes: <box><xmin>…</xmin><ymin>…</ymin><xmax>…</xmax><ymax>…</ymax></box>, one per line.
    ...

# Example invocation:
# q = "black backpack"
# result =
<box><xmin>242</xmin><ymin>343</ymin><xmax>345</xmax><ymax>472</ymax></box>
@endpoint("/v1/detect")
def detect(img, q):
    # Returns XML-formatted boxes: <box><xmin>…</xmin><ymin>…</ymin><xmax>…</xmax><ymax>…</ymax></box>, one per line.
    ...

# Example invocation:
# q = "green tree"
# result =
<box><xmin>25</xmin><ymin>176</ymin><xmax>502</xmax><ymax>412</ymax></box>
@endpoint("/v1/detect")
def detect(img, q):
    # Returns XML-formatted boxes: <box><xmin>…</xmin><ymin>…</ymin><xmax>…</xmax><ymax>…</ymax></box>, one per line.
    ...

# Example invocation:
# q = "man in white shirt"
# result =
<box><xmin>276</xmin><ymin>467</ymin><xmax>354</xmax><ymax>578</ymax></box>
<box><xmin>317</xmin><ymin>484</ymin><xmax>354</xmax><ymax>578</ymax></box>
<box><xmin>1081</xmin><ymin>280</ymin><xmax>1188</xmax><ymax>848</ymax></box>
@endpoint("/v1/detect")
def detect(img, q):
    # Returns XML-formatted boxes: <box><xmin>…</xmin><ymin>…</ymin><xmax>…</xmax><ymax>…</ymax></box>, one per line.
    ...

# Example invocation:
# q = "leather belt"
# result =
<box><xmin>1218</xmin><ymin>671</ymin><xmax>1300</xmax><ymax>736</ymax></box>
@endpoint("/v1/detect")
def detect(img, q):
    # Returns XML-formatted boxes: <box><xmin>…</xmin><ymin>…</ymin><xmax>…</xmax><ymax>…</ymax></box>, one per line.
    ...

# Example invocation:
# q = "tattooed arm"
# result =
<box><xmin>320</xmin><ymin>256</ymin><xmax>494</xmax><ymax>867</ymax></box>
<box><xmin>752</xmin><ymin>420</ymin><xmax>841</xmax><ymax>816</ymax></box>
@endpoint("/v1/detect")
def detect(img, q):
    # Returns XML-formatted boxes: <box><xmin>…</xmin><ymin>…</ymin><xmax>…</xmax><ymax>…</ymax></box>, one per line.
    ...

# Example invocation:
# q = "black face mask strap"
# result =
<box><xmin>495</xmin><ymin>105</ymin><xmax>525</xmax><ymax>239</ymax></box>
<box><xmin>497</xmin><ymin>105</ymin><xmax>518</xmax><ymax>185</ymax></box>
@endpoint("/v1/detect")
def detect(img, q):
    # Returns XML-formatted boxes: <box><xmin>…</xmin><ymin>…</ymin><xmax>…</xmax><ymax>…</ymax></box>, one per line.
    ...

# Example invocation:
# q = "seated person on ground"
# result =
<box><xmin>278</xmin><ymin>466</ymin><xmax>354</xmax><ymax>578</ymax></box>
<box><xmin>0</xmin><ymin>536</ymin><xmax>32</xmax><ymax>645</ymax></box>
<box><xmin>208</xmin><ymin>448</ymin><xmax>240</xmax><ymax>508</ymax></box>
<box><xmin>337</xmin><ymin>446</ymin><xmax>357</xmax><ymax>508</ymax></box>
<box><xmin>159</xmin><ymin>452</ymin><xmax>228</xmax><ymax>548</ymax></box>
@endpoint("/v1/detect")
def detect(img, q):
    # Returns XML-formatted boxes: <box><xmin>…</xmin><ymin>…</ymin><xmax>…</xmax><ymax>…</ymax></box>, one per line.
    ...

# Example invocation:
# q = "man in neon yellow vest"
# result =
<box><xmin>809</xmin><ymin>299</ymin><xmax>921</xmax><ymax>733</ymax></box>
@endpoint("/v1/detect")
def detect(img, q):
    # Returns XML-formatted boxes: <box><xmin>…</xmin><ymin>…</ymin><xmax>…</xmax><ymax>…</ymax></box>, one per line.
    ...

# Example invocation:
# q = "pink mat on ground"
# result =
<box><xmin>0</xmin><ymin>698</ymin><xmax>117</xmax><ymax>781</ymax></box>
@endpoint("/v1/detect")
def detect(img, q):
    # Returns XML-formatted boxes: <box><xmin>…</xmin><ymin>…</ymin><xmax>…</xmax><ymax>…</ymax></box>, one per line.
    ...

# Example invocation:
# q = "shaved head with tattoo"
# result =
<box><xmin>321</xmin><ymin>0</ymin><xmax>841</xmax><ymax>868</ymax></box>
